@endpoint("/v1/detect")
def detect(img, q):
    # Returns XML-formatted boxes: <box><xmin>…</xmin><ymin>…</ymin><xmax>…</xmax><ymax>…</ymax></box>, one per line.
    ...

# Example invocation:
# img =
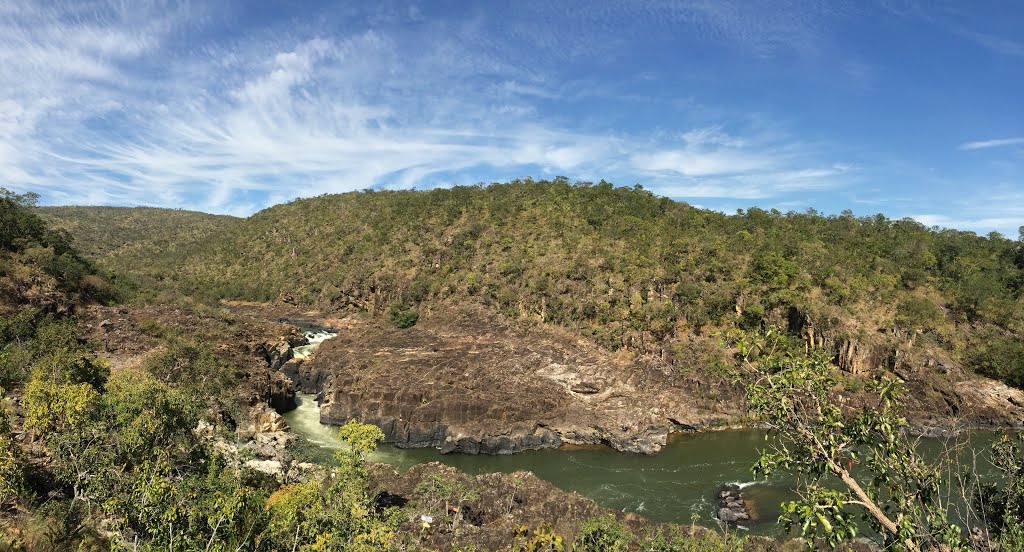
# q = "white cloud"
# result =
<box><xmin>633</xmin><ymin>149</ymin><xmax>772</xmax><ymax>177</ymax></box>
<box><xmin>907</xmin><ymin>185</ymin><xmax>1024</xmax><ymax>236</ymax></box>
<box><xmin>959</xmin><ymin>137</ymin><xmax>1024</xmax><ymax>151</ymax></box>
<box><xmin>653</xmin><ymin>164</ymin><xmax>850</xmax><ymax>200</ymax></box>
<box><xmin>910</xmin><ymin>214</ymin><xmax>1021</xmax><ymax>234</ymax></box>
<box><xmin>1</xmin><ymin>1</ymin><xmax>850</xmax><ymax>215</ymax></box>
<box><xmin>955</xmin><ymin>28</ymin><xmax>1024</xmax><ymax>58</ymax></box>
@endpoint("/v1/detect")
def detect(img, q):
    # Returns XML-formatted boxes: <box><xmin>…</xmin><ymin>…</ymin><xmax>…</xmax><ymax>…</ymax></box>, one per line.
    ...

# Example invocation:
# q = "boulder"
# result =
<box><xmin>246</xmin><ymin>431</ymin><xmax>296</xmax><ymax>460</ymax></box>
<box><xmin>716</xmin><ymin>484</ymin><xmax>753</xmax><ymax>525</ymax></box>
<box><xmin>244</xmin><ymin>459</ymin><xmax>284</xmax><ymax>477</ymax></box>
<box><xmin>263</xmin><ymin>340</ymin><xmax>293</xmax><ymax>371</ymax></box>
<box><xmin>251</xmin><ymin>406</ymin><xmax>289</xmax><ymax>433</ymax></box>
<box><xmin>268</xmin><ymin>371</ymin><xmax>297</xmax><ymax>412</ymax></box>
<box><xmin>718</xmin><ymin>508</ymin><xmax>742</xmax><ymax>523</ymax></box>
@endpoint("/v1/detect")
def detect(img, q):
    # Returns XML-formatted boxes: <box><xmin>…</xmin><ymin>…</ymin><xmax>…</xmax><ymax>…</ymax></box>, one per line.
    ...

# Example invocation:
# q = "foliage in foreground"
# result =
<box><xmin>1</xmin><ymin>312</ymin><xmax>402</xmax><ymax>551</ymax></box>
<box><xmin>6</xmin><ymin>378</ymin><xmax>401</xmax><ymax>550</ymax></box>
<box><xmin>511</xmin><ymin>515</ymin><xmax>748</xmax><ymax>552</ymax></box>
<box><xmin>742</xmin><ymin>329</ymin><xmax>1024</xmax><ymax>551</ymax></box>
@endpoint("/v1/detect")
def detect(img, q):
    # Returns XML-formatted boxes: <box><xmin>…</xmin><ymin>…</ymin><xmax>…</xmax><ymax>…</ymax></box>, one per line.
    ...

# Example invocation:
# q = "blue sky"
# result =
<box><xmin>2</xmin><ymin>1</ymin><xmax>1022</xmax><ymax>235</ymax></box>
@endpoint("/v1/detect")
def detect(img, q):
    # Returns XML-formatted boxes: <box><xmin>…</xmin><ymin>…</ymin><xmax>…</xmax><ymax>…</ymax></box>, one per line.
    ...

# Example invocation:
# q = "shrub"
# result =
<box><xmin>895</xmin><ymin>296</ymin><xmax>944</xmax><ymax>334</ymax></box>
<box><xmin>387</xmin><ymin>303</ymin><xmax>419</xmax><ymax>329</ymax></box>
<box><xmin>573</xmin><ymin>515</ymin><xmax>631</xmax><ymax>551</ymax></box>
<box><xmin>740</xmin><ymin>303</ymin><xmax>765</xmax><ymax>330</ymax></box>
<box><xmin>0</xmin><ymin>409</ymin><xmax>23</xmax><ymax>507</ymax></box>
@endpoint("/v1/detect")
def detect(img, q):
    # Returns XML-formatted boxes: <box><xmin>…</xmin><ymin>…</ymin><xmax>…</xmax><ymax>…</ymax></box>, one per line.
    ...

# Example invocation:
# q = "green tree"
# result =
<box><xmin>387</xmin><ymin>302</ymin><xmax>419</xmax><ymax>329</ymax></box>
<box><xmin>0</xmin><ymin>188</ymin><xmax>44</xmax><ymax>250</ymax></box>
<box><xmin>974</xmin><ymin>434</ymin><xmax>1024</xmax><ymax>547</ymax></box>
<box><xmin>743</xmin><ymin>331</ymin><xmax>963</xmax><ymax>551</ymax></box>
<box><xmin>23</xmin><ymin>372</ymin><xmax>99</xmax><ymax>437</ymax></box>
<box><xmin>967</xmin><ymin>337</ymin><xmax>1024</xmax><ymax>389</ymax></box>
<box><xmin>265</xmin><ymin>420</ymin><xmax>398</xmax><ymax>551</ymax></box>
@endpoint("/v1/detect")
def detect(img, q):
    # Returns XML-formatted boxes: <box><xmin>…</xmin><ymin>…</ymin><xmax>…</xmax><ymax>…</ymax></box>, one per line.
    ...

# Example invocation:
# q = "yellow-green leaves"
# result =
<box><xmin>337</xmin><ymin>419</ymin><xmax>385</xmax><ymax>457</ymax></box>
<box><xmin>23</xmin><ymin>369</ymin><xmax>98</xmax><ymax>436</ymax></box>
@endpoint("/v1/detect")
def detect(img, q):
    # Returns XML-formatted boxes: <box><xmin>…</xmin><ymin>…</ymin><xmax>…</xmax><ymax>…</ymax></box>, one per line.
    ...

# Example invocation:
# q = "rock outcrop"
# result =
<box><xmin>716</xmin><ymin>484</ymin><xmax>753</xmax><ymax>525</ymax></box>
<box><xmin>261</xmin><ymin>340</ymin><xmax>294</xmax><ymax>371</ymax></box>
<box><xmin>304</xmin><ymin>308</ymin><xmax>735</xmax><ymax>454</ymax></box>
<box><xmin>251</xmin><ymin>405</ymin><xmax>290</xmax><ymax>433</ymax></box>
<box><xmin>367</xmin><ymin>462</ymin><xmax>630</xmax><ymax>551</ymax></box>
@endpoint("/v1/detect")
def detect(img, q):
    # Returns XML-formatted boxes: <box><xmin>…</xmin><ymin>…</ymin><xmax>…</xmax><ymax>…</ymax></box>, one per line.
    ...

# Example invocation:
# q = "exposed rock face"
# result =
<box><xmin>787</xmin><ymin>306</ymin><xmax>1024</xmax><ymax>434</ymax></box>
<box><xmin>266</xmin><ymin>371</ymin><xmax>297</xmax><ymax>412</ymax></box>
<box><xmin>262</xmin><ymin>340</ymin><xmax>294</xmax><ymax>371</ymax></box>
<box><xmin>246</xmin><ymin>430</ymin><xmax>295</xmax><ymax>458</ymax></box>
<box><xmin>952</xmin><ymin>379</ymin><xmax>1024</xmax><ymax>428</ymax></box>
<box><xmin>285</xmin><ymin>357</ymin><xmax>333</xmax><ymax>396</ymax></box>
<box><xmin>251</xmin><ymin>405</ymin><xmax>290</xmax><ymax>433</ymax></box>
<box><xmin>304</xmin><ymin>308</ymin><xmax>734</xmax><ymax>454</ymax></box>
<box><xmin>368</xmin><ymin>462</ymin><xmax>626</xmax><ymax>551</ymax></box>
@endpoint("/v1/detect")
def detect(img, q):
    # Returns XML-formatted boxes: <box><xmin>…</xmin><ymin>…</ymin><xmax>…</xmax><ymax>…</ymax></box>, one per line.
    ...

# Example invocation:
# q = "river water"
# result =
<box><xmin>284</xmin><ymin>391</ymin><xmax>801</xmax><ymax>532</ymax></box>
<box><xmin>281</xmin><ymin>331</ymin><xmax>1010</xmax><ymax>536</ymax></box>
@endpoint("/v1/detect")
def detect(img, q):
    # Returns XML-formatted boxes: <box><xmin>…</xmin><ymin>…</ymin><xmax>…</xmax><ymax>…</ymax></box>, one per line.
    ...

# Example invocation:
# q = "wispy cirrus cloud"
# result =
<box><xmin>955</xmin><ymin>28</ymin><xmax>1024</xmax><ymax>57</ymax></box>
<box><xmin>910</xmin><ymin>214</ymin><xmax>1022</xmax><ymax>235</ymax></box>
<box><xmin>908</xmin><ymin>186</ymin><xmax>1024</xmax><ymax>235</ymax></box>
<box><xmin>877</xmin><ymin>0</ymin><xmax>1024</xmax><ymax>59</ymax></box>
<box><xmin>959</xmin><ymin>137</ymin><xmax>1024</xmax><ymax>151</ymax></box>
<box><xmin>2</xmin><ymin>1</ymin><xmax>850</xmax><ymax>216</ymax></box>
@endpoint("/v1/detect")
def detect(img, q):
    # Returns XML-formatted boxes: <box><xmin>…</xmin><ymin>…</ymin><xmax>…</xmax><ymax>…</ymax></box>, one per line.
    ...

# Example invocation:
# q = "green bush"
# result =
<box><xmin>573</xmin><ymin>515</ymin><xmax>631</xmax><ymax>551</ymax></box>
<box><xmin>640</xmin><ymin>528</ymin><xmax>746</xmax><ymax>552</ymax></box>
<box><xmin>895</xmin><ymin>296</ymin><xmax>944</xmax><ymax>333</ymax></box>
<box><xmin>388</xmin><ymin>303</ymin><xmax>419</xmax><ymax>329</ymax></box>
<box><xmin>751</xmin><ymin>252</ymin><xmax>800</xmax><ymax>289</ymax></box>
<box><xmin>968</xmin><ymin>337</ymin><xmax>1024</xmax><ymax>389</ymax></box>
<box><xmin>739</xmin><ymin>303</ymin><xmax>765</xmax><ymax>330</ymax></box>
<box><xmin>0</xmin><ymin>408</ymin><xmax>23</xmax><ymax>507</ymax></box>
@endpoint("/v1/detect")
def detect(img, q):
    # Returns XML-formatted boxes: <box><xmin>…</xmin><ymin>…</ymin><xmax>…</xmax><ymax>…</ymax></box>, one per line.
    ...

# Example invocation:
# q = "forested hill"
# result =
<box><xmin>39</xmin><ymin>179</ymin><xmax>1024</xmax><ymax>388</ymax></box>
<box><xmin>37</xmin><ymin>206</ymin><xmax>237</xmax><ymax>274</ymax></box>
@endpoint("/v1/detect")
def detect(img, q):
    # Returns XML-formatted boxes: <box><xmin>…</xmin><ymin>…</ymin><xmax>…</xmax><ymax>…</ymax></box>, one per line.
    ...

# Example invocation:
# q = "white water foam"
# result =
<box><xmin>293</xmin><ymin>330</ymin><xmax>338</xmax><ymax>359</ymax></box>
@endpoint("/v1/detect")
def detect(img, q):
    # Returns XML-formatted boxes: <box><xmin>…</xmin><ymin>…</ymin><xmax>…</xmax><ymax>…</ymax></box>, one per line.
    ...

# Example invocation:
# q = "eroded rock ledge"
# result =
<box><xmin>298</xmin><ymin>308</ymin><xmax>735</xmax><ymax>455</ymax></box>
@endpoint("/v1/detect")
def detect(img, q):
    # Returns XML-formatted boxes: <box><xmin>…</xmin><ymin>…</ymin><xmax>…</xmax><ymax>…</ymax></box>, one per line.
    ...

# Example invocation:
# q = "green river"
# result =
<box><xmin>280</xmin><ymin>331</ymin><xmax>1010</xmax><ymax>536</ymax></box>
<box><xmin>284</xmin><ymin>392</ymin><xmax>796</xmax><ymax>532</ymax></box>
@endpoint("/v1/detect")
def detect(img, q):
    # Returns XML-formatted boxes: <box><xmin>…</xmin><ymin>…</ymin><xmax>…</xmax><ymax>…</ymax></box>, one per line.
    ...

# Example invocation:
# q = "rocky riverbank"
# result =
<box><xmin>293</xmin><ymin>306</ymin><xmax>738</xmax><ymax>455</ymax></box>
<box><xmin>83</xmin><ymin>301</ymin><xmax>1024</xmax><ymax>462</ymax></box>
<box><xmin>261</xmin><ymin>311</ymin><xmax>1023</xmax><ymax>456</ymax></box>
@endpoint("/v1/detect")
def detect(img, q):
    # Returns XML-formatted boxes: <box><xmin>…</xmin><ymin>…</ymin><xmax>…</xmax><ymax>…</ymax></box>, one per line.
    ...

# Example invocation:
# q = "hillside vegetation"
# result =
<box><xmin>41</xmin><ymin>179</ymin><xmax>1024</xmax><ymax>389</ymax></box>
<box><xmin>37</xmin><ymin>206</ymin><xmax>238</xmax><ymax>299</ymax></box>
<box><xmin>1</xmin><ymin>191</ymin><xmax>111</xmax><ymax>316</ymax></box>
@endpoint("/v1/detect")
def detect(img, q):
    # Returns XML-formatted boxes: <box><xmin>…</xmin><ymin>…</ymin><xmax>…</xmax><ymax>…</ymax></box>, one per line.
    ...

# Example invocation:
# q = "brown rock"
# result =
<box><xmin>303</xmin><ymin>307</ymin><xmax>732</xmax><ymax>454</ymax></box>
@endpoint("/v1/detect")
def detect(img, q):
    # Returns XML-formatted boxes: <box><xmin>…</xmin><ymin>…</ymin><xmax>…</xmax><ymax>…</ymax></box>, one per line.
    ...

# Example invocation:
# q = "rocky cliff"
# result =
<box><xmin>300</xmin><ymin>307</ymin><xmax>737</xmax><ymax>454</ymax></box>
